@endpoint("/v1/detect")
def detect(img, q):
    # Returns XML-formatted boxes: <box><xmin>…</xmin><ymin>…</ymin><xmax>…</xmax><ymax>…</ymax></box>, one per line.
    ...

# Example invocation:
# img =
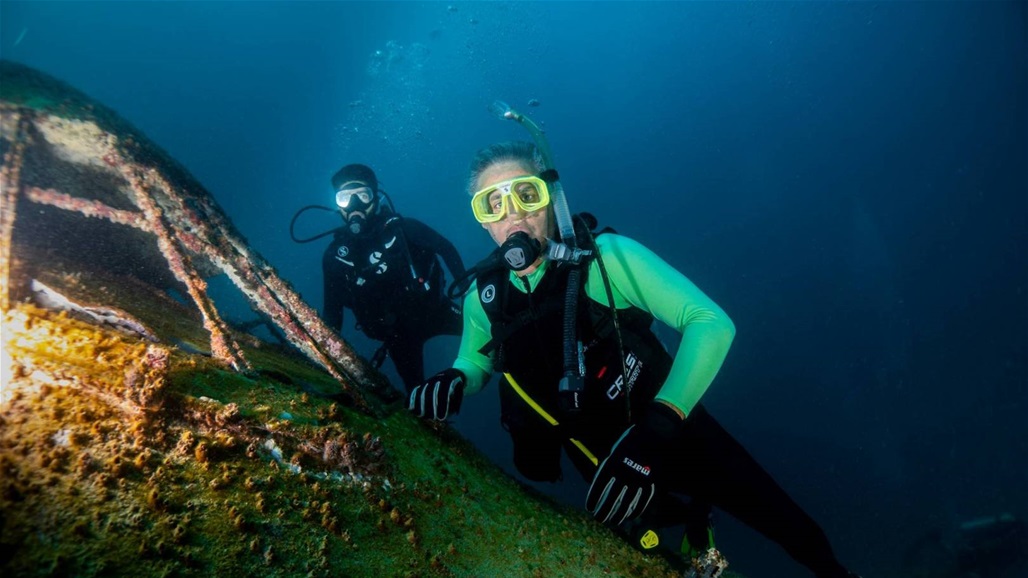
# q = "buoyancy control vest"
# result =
<box><xmin>330</xmin><ymin>215</ymin><xmax>442</xmax><ymax>339</ymax></box>
<box><xmin>476</xmin><ymin>224</ymin><xmax>674</xmax><ymax>481</ymax></box>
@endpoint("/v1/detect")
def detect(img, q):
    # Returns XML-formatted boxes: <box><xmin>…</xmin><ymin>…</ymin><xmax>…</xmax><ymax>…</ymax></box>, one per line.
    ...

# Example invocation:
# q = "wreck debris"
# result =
<box><xmin>0</xmin><ymin>109</ymin><xmax>30</xmax><ymax>310</ymax></box>
<box><xmin>0</xmin><ymin>60</ymin><xmax>397</xmax><ymax>408</ymax></box>
<box><xmin>30</xmin><ymin>278</ymin><xmax>158</xmax><ymax>342</ymax></box>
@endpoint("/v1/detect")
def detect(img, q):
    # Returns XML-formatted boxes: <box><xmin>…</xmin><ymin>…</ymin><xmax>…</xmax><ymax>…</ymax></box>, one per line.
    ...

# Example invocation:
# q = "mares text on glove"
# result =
<box><xmin>585</xmin><ymin>402</ymin><xmax>685</xmax><ymax>525</ymax></box>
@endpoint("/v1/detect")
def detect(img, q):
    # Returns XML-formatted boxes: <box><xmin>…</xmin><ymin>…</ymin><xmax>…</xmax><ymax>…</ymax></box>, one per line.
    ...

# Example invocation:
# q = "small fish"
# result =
<box><xmin>13</xmin><ymin>28</ymin><xmax>27</xmax><ymax>47</ymax></box>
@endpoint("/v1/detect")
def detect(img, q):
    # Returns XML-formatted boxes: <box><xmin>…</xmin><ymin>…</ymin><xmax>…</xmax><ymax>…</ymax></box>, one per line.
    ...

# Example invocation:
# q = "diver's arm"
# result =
<box><xmin>451</xmin><ymin>282</ymin><xmax>494</xmax><ymax>395</ymax></box>
<box><xmin>586</xmin><ymin>234</ymin><xmax>735</xmax><ymax>417</ymax></box>
<box><xmin>403</xmin><ymin>219</ymin><xmax>467</xmax><ymax>279</ymax></box>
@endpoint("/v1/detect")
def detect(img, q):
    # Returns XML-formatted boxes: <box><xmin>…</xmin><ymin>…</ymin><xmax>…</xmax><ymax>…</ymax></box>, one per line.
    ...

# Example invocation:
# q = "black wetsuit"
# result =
<box><xmin>322</xmin><ymin>212</ymin><xmax>464</xmax><ymax>391</ymax></box>
<box><xmin>459</xmin><ymin>227</ymin><xmax>853</xmax><ymax>578</ymax></box>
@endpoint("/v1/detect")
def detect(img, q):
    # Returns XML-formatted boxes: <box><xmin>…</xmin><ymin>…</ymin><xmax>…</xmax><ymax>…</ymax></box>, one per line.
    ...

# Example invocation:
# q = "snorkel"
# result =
<box><xmin>488</xmin><ymin>101</ymin><xmax>589</xmax><ymax>414</ymax></box>
<box><xmin>488</xmin><ymin>101</ymin><xmax>578</xmax><ymax>249</ymax></box>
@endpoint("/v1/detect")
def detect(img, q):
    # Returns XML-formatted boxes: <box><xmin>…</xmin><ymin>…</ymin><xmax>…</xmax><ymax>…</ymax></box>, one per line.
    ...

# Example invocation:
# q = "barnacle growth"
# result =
<box><xmin>0</xmin><ymin>61</ymin><xmax>726</xmax><ymax>577</ymax></box>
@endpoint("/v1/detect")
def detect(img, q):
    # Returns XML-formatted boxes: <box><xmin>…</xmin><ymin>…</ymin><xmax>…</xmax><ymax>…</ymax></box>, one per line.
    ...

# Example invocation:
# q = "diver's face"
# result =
<box><xmin>475</xmin><ymin>161</ymin><xmax>553</xmax><ymax>251</ymax></box>
<box><xmin>337</xmin><ymin>180</ymin><xmax>375</xmax><ymax>217</ymax></box>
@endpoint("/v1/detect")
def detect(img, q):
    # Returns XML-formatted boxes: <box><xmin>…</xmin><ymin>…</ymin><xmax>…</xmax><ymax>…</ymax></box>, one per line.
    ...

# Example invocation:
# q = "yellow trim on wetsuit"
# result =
<box><xmin>502</xmin><ymin>372</ymin><xmax>599</xmax><ymax>466</ymax></box>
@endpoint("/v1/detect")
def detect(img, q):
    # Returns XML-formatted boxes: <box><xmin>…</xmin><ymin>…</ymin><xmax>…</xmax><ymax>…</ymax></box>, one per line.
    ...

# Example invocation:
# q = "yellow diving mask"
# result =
<box><xmin>470</xmin><ymin>175</ymin><xmax>550</xmax><ymax>223</ymax></box>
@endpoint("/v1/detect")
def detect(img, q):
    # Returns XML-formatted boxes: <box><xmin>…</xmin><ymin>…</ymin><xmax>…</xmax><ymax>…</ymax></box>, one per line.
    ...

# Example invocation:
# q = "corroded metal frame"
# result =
<box><xmin>0</xmin><ymin>102</ymin><xmax>396</xmax><ymax>409</ymax></box>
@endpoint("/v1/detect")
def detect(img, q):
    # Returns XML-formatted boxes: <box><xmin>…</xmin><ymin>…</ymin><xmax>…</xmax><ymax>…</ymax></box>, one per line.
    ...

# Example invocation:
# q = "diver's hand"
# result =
<box><xmin>408</xmin><ymin>368</ymin><xmax>465</xmax><ymax>420</ymax></box>
<box><xmin>585</xmin><ymin>402</ymin><xmax>685</xmax><ymax>525</ymax></box>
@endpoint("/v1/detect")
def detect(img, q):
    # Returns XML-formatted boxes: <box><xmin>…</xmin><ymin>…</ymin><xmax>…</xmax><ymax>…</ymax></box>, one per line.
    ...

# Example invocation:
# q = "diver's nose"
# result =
<box><xmin>506</xmin><ymin>200</ymin><xmax>528</xmax><ymax>221</ymax></box>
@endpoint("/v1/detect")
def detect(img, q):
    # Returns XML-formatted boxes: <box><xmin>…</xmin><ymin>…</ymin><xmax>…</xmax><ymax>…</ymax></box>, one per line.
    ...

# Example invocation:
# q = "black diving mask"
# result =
<box><xmin>335</xmin><ymin>185</ymin><xmax>374</xmax><ymax>209</ymax></box>
<box><xmin>336</xmin><ymin>183</ymin><xmax>376</xmax><ymax>234</ymax></box>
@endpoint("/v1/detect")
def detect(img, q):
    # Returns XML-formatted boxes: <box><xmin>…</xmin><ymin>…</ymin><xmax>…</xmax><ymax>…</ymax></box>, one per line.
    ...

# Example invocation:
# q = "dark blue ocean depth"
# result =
<box><xmin>2</xmin><ymin>2</ymin><xmax>1025</xmax><ymax>576</ymax></box>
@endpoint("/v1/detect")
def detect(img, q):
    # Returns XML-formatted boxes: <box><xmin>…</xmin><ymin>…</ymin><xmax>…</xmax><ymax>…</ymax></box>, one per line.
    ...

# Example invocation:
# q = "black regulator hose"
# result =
<box><xmin>447</xmin><ymin>266</ymin><xmax>481</xmax><ymax>301</ymax></box>
<box><xmin>290</xmin><ymin>205</ymin><xmax>344</xmax><ymax>244</ymax></box>
<box><xmin>558</xmin><ymin>266</ymin><xmax>585</xmax><ymax>413</ymax></box>
<box><xmin>577</xmin><ymin>216</ymin><xmax>631</xmax><ymax>422</ymax></box>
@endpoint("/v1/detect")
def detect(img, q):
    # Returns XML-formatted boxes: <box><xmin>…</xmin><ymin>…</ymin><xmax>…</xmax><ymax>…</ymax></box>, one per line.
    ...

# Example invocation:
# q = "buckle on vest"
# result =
<box><xmin>558</xmin><ymin>374</ymin><xmax>585</xmax><ymax>413</ymax></box>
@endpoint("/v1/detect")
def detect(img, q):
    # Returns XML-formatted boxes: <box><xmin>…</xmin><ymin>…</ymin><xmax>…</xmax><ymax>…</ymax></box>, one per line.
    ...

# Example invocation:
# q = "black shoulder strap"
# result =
<box><xmin>476</xmin><ymin>264</ymin><xmax>570</xmax><ymax>357</ymax></box>
<box><xmin>476</xmin><ymin>213</ymin><xmax>621</xmax><ymax>358</ymax></box>
<box><xmin>384</xmin><ymin>214</ymin><xmax>438</xmax><ymax>293</ymax></box>
<box><xmin>475</xmin><ymin>267</ymin><xmax>513</xmax><ymax>356</ymax></box>
<box><xmin>574</xmin><ymin>211</ymin><xmax>616</xmax><ymax>238</ymax></box>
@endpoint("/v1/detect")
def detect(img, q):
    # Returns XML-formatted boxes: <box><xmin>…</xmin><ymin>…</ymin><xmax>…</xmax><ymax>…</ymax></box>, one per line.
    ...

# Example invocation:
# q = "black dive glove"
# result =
<box><xmin>585</xmin><ymin>402</ymin><xmax>686</xmax><ymax>525</ymax></box>
<box><xmin>408</xmin><ymin>368</ymin><xmax>465</xmax><ymax>421</ymax></box>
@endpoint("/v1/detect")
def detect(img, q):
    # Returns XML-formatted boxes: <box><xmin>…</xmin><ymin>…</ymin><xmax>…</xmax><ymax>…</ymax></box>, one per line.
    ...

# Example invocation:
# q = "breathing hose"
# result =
<box><xmin>490</xmin><ymin>100</ymin><xmax>585</xmax><ymax>412</ymax></box>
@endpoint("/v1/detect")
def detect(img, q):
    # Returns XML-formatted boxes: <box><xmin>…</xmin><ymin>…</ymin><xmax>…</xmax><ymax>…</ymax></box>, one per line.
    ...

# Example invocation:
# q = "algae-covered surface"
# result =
<box><xmin>0</xmin><ymin>60</ymin><xmax>741</xmax><ymax>577</ymax></box>
<box><xmin>0</xmin><ymin>262</ymin><xmax>695</xmax><ymax>578</ymax></box>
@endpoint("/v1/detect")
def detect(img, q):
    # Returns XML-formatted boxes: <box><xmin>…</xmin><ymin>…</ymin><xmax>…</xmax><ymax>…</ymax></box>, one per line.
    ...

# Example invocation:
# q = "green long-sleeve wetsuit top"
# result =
<box><xmin>452</xmin><ymin>233</ymin><xmax>736</xmax><ymax>418</ymax></box>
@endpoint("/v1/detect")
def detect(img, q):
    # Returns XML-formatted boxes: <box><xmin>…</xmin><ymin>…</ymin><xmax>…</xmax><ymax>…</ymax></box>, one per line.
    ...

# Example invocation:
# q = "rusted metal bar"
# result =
<box><xmin>0</xmin><ymin>109</ymin><xmax>30</xmax><ymax>311</ymax></box>
<box><xmin>24</xmin><ymin>186</ymin><xmax>150</xmax><ymax>231</ymax></box>
<box><xmin>141</xmin><ymin>164</ymin><xmax>383</xmax><ymax>407</ymax></box>
<box><xmin>118</xmin><ymin>160</ymin><xmax>251</xmax><ymax>373</ymax></box>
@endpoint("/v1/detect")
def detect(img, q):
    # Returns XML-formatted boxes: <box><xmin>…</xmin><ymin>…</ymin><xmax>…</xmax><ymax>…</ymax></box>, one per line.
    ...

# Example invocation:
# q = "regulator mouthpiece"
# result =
<box><xmin>347</xmin><ymin>213</ymin><xmax>366</xmax><ymax>235</ymax></box>
<box><xmin>500</xmin><ymin>232</ymin><xmax>540</xmax><ymax>272</ymax></box>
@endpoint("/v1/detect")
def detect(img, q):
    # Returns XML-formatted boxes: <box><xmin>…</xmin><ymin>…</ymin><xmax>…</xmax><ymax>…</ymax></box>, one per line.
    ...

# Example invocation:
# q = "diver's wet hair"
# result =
<box><xmin>466</xmin><ymin>141</ymin><xmax>545</xmax><ymax>195</ymax></box>
<box><xmin>332</xmin><ymin>163</ymin><xmax>378</xmax><ymax>192</ymax></box>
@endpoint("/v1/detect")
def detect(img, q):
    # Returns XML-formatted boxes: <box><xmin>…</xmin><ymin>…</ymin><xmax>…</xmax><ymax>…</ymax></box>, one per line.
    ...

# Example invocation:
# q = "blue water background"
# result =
<box><xmin>2</xmin><ymin>2</ymin><xmax>1025</xmax><ymax>576</ymax></box>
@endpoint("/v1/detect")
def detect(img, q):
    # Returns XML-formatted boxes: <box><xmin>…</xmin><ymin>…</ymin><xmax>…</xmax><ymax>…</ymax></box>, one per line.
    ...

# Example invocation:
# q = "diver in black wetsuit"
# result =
<box><xmin>321</xmin><ymin>163</ymin><xmax>465</xmax><ymax>392</ymax></box>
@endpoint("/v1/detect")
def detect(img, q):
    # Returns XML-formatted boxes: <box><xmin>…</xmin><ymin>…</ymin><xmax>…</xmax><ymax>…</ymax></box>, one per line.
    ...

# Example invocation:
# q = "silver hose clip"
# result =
<box><xmin>547</xmin><ymin>241</ymin><xmax>592</xmax><ymax>265</ymax></box>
